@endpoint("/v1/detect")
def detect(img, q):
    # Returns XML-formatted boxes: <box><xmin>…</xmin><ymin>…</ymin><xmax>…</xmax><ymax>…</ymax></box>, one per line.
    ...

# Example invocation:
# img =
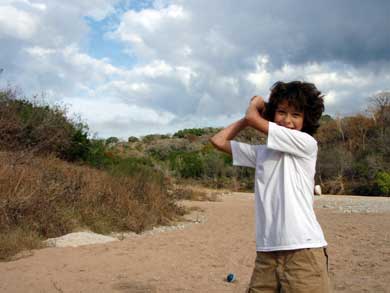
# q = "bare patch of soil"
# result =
<box><xmin>0</xmin><ymin>193</ymin><xmax>389</xmax><ymax>292</ymax></box>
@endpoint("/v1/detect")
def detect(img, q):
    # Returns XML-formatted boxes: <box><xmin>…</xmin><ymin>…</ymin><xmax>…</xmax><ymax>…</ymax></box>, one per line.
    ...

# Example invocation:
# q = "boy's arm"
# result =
<box><xmin>245</xmin><ymin>96</ymin><xmax>269</xmax><ymax>134</ymax></box>
<box><xmin>209</xmin><ymin>118</ymin><xmax>248</xmax><ymax>155</ymax></box>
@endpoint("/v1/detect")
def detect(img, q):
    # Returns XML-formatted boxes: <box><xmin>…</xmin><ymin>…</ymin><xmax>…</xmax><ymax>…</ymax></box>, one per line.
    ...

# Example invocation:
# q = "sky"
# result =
<box><xmin>0</xmin><ymin>0</ymin><xmax>389</xmax><ymax>138</ymax></box>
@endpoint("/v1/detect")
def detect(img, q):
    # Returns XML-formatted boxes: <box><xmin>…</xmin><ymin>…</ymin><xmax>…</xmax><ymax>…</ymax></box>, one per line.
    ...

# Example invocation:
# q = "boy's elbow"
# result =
<box><xmin>210</xmin><ymin>137</ymin><xmax>231</xmax><ymax>155</ymax></box>
<box><xmin>209</xmin><ymin>136</ymin><xmax>226</xmax><ymax>151</ymax></box>
<box><xmin>209</xmin><ymin>136</ymin><xmax>220</xmax><ymax>148</ymax></box>
<box><xmin>245</xmin><ymin>113</ymin><xmax>256</xmax><ymax>127</ymax></box>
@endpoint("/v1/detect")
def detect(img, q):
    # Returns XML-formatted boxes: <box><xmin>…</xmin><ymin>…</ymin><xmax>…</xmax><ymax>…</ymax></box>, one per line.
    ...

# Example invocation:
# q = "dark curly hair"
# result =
<box><xmin>262</xmin><ymin>81</ymin><xmax>325</xmax><ymax>135</ymax></box>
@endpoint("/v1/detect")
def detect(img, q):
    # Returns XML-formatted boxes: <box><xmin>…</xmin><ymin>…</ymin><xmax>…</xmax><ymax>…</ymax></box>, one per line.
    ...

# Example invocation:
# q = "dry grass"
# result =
<box><xmin>0</xmin><ymin>228</ymin><xmax>44</xmax><ymax>261</ymax></box>
<box><xmin>0</xmin><ymin>151</ymin><xmax>185</xmax><ymax>261</ymax></box>
<box><xmin>170</xmin><ymin>184</ymin><xmax>221</xmax><ymax>202</ymax></box>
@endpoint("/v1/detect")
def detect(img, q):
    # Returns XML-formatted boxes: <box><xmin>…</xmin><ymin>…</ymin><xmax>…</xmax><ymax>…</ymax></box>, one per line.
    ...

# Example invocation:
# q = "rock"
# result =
<box><xmin>45</xmin><ymin>232</ymin><xmax>118</xmax><ymax>248</ymax></box>
<box><xmin>314</xmin><ymin>185</ymin><xmax>322</xmax><ymax>195</ymax></box>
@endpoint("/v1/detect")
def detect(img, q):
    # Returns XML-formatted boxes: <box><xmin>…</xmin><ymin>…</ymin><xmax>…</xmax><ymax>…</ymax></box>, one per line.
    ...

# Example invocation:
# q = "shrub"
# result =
<box><xmin>106</xmin><ymin>136</ymin><xmax>119</xmax><ymax>146</ymax></box>
<box><xmin>170</xmin><ymin>151</ymin><xmax>204</xmax><ymax>178</ymax></box>
<box><xmin>0</xmin><ymin>151</ymin><xmax>185</xmax><ymax>260</ymax></box>
<box><xmin>375</xmin><ymin>171</ymin><xmax>390</xmax><ymax>196</ymax></box>
<box><xmin>173</xmin><ymin>128</ymin><xmax>207</xmax><ymax>138</ymax></box>
<box><xmin>84</xmin><ymin>139</ymin><xmax>114</xmax><ymax>168</ymax></box>
<box><xmin>61</xmin><ymin>126</ymin><xmax>90</xmax><ymax>161</ymax></box>
<box><xmin>0</xmin><ymin>228</ymin><xmax>43</xmax><ymax>261</ymax></box>
<box><xmin>0</xmin><ymin>90</ymin><xmax>74</xmax><ymax>155</ymax></box>
<box><xmin>142</xmin><ymin>134</ymin><xmax>170</xmax><ymax>143</ymax></box>
<box><xmin>145</xmin><ymin>138</ymin><xmax>193</xmax><ymax>160</ymax></box>
<box><xmin>128</xmin><ymin>136</ymin><xmax>139</xmax><ymax>143</ymax></box>
<box><xmin>108</xmin><ymin>157</ymin><xmax>154</xmax><ymax>177</ymax></box>
<box><xmin>0</xmin><ymin>88</ymin><xmax>92</xmax><ymax>162</ymax></box>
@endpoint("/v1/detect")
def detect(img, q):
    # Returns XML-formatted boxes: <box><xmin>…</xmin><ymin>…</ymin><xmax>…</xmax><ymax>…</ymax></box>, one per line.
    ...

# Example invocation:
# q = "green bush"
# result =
<box><xmin>201</xmin><ymin>146</ymin><xmax>232</xmax><ymax>178</ymax></box>
<box><xmin>168</xmin><ymin>147</ymin><xmax>235</xmax><ymax>181</ymax></box>
<box><xmin>128</xmin><ymin>136</ymin><xmax>139</xmax><ymax>143</ymax></box>
<box><xmin>173</xmin><ymin>127</ymin><xmax>221</xmax><ymax>138</ymax></box>
<box><xmin>170</xmin><ymin>151</ymin><xmax>204</xmax><ymax>178</ymax></box>
<box><xmin>142</xmin><ymin>134</ymin><xmax>170</xmax><ymax>143</ymax></box>
<box><xmin>109</xmin><ymin>157</ymin><xmax>155</xmax><ymax>177</ymax></box>
<box><xmin>145</xmin><ymin>138</ymin><xmax>189</xmax><ymax>160</ymax></box>
<box><xmin>106</xmin><ymin>136</ymin><xmax>119</xmax><ymax>145</ymax></box>
<box><xmin>0</xmin><ymin>88</ymin><xmax>94</xmax><ymax>163</ymax></box>
<box><xmin>202</xmin><ymin>151</ymin><xmax>226</xmax><ymax>178</ymax></box>
<box><xmin>61</xmin><ymin>126</ymin><xmax>90</xmax><ymax>161</ymax></box>
<box><xmin>0</xmin><ymin>91</ymin><xmax>74</xmax><ymax>155</ymax></box>
<box><xmin>83</xmin><ymin>139</ymin><xmax>112</xmax><ymax>168</ymax></box>
<box><xmin>173</xmin><ymin>128</ymin><xmax>207</xmax><ymax>138</ymax></box>
<box><xmin>375</xmin><ymin>171</ymin><xmax>390</xmax><ymax>196</ymax></box>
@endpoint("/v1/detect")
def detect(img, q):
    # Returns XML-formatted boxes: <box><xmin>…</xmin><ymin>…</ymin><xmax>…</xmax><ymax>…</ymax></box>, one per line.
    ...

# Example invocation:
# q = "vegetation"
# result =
<box><xmin>315</xmin><ymin>92</ymin><xmax>390</xmax><ymax>195</ymax></box>
<box><xmin>0</xmin><ymin>86</ymin><xmax>389</xmax><ymax>260</ymax></box>
<box><xmin>131</xmin><ymin>92</ymin><xmax>389</xmax><ymax>196</ymax></box>
<box><xmin>173</xmin><ymin>127</ymin><xmax>219</xmax><ymax>138</ymax></box>
<box><xmin>375</xmin><ymin>171</ymin><xmax>390</xmax><ymax>196</ymax></box>
<box><xmin>0</xmin><ymin>88</ymin><xmax>185</xmax><ymax>260</ymax></box>
<box><xmin>0</xmin><ymin>88</ymin><xmax>84</xmax><ymax>159</ymax></box>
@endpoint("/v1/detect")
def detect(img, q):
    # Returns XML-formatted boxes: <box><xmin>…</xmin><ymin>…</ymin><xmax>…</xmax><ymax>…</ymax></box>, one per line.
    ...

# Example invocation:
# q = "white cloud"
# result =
<box><xmin>246</xmin><ymin>55</ymin><xmax>272</xmax><ymax>93</ymax></box>
<box><xmin>0</xmin><ymin>5</ymin><xmax>39</xmax><ymax>39</ymax></box>
<box><xmin>133</xmin><ymin>60</ymin><xmax>173</xmax><ymax>77</ymax></box>
<box><xmin>62</xmin><ymin>45</ymin><xmax>126</xmax><ymax>76</ymax></box>
<box><xmin>2</xmin><ymin>0</ymin><xmax>47</xmax><ymax>11</ymax></box>
<box><xmin>175</xmin><ymin>66</ymin><xmax>197</xmax><ymax>88</ymax></box>
<box><xmin>79</xmin><ymin>0</ymin><xmax>118</xmax><ymax>21</ymax></box>
<box><xmin>18</xmin><ymin>44</ymin><xmax>128</xmax><ymax>97</ymax></box>
<box><xmin>24</xmin><ymin>46</ymin><xmax>56</xmax><ymax>57</ymax></box>
<box><xmin>119</xmin><ymin>4</ymin><xmax>187</xmax><ymax>33</ymax></box>
<box><xmin>68</xmin><ymin>97</ymin><xmax>174</xmax><ymax>124</ymax></box>
<box><xmin>97</xmin><ymin>80</ymin><xmax>150</xmax><ymax>100</ymax></box>
<box><xmin>66</xmin><ymin>97</ymin><xmax>176</xmax><ymax>138</ymax></box>
<box><xmin>1</xmin><ymin>0</ymin><xmax>390</xmax><ymax>137</ymax></box>
<box><xmin>112</xmin><ymin>3</ymin><xmax>190</xmax><ymax>59</ymax></box>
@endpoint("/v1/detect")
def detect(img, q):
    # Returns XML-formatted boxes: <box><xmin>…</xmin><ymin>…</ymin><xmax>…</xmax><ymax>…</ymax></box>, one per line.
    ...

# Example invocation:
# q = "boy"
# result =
<box><xmin>210</xmin><ymin>81</ymin><xmax>330</xmax><ymax>292</ymax></box>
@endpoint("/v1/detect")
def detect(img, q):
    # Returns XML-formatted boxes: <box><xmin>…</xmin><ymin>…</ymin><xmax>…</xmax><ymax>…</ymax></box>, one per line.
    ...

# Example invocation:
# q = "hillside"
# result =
<box><xmin>0</xmin><ymin>87</ymin><xmax>389</xmax><ymax>260</ymax></box>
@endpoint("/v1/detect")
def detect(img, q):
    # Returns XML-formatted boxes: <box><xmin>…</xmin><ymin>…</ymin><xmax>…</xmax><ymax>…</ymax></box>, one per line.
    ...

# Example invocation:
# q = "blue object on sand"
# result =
<box><xmin>226</xmin><ymin>273</ymin><xmax>236</xmax><ymax>282</ymax></box>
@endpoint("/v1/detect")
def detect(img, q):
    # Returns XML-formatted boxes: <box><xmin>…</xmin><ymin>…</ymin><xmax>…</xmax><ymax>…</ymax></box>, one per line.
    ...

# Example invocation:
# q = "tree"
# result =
<box><xmin>128</xmin><ymin>136</ymin><xmax>139</xmax><ymax>143</ymax></box>
<box><xmin>369</xmin><ymin>91</ymin><xmax>390</xmax><ymax>141</ymax></box>
<box><xmin>315</xmin><ymin>118</ymin><xmax>342</xmax><ymax>145</ymax></box>
<box><xmin>106</xmin><ymin>136</ymin><xmax>119</xmax><ymax>145</ymax></box>
<box><xmin>343</xmin><ymin>115</ymin><xmax>374</xmax><ymax>151</ymax></box>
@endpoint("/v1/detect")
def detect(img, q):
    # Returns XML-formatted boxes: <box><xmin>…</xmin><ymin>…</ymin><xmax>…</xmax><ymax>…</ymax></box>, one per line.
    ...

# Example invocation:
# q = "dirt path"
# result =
<box><xmin>1</xmin><ymin>193</ymin><xmax>389</xmax><ymax>293</ymax></box>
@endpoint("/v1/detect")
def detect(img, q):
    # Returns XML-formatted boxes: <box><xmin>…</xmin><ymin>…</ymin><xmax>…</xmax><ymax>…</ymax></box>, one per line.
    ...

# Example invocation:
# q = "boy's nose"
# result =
<box><xmin>284</xmin><ymin>114</ymin><xmax>293</xmax><ymax>124</ymax></box>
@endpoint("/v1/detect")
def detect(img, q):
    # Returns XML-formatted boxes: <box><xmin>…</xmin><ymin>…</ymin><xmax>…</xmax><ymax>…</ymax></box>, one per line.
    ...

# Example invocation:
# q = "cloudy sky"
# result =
<box><xmin>1</xmin><ymin>0</ymin><xmax>389</xmax><ymax>138</ymax></box>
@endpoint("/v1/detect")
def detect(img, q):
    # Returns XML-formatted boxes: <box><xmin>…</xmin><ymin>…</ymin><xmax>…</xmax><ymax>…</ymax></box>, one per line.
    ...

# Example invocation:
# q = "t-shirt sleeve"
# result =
<box><xmin>267</xmin><ymin>122</ymin><xmax>318</xmax><ymax>158</ymax></box>
<box><xmin>230</xmin><ymin>141</ymin><xmax>260</xmax><ymax>168</ymax></box>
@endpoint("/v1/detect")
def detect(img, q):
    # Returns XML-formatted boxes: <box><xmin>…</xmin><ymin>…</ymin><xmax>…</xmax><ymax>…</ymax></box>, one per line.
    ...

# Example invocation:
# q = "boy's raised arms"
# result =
<box><xmin>210</xmin><ymin>95</ymin><xmax>269</xmax><ymax>155</ymax></box>
<box><xmin>209</xmin><ymin>118</ymin><xmax>248</xmax><ymax>155</ymax></box>
<box><xmin>245</xmin><ymin>96</ymin><xmax>269</xmax><ymax>135</ymax></box>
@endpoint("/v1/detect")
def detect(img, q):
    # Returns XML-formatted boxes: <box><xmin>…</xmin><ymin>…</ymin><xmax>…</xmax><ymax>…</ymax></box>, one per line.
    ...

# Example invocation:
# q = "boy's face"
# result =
<box><xmin>274</xmin><ymin>100</ymin><xmax>304</xmax><ymax>131</ymax></box>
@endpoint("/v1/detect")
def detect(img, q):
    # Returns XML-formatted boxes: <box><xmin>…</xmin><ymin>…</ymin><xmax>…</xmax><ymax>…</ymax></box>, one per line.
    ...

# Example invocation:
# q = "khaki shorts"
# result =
<box><xmin>247</xmin><ymin>247</ymin><xmax>330</xmax><ymax>293</ymax></box>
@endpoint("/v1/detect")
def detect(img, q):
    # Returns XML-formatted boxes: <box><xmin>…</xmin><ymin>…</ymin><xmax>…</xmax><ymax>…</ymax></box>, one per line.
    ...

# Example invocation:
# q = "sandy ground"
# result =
<box><xmin>1</xmin><ymin>193</ymin><xmax>389</xmax><ymax>293</ymax></box>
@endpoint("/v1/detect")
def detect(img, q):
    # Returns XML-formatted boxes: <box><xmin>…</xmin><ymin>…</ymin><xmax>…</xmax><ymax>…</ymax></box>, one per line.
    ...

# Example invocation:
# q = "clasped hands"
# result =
<box><xmin>245</xmin><ymin>95</ymin><xmax>265</xmax><ymax>126</ymax></box>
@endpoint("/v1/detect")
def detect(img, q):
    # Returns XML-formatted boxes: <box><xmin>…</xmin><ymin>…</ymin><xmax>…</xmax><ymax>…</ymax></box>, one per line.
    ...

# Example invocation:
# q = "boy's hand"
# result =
<box><xmin>250</xmin><ymin>95</ymin><xmax>265</xmax><ymax>111</ymax></box>
<box><xmin>246</xmin><ymin>95</ymin><xmax>265</xmax><ymax>119</ymax></box>
<box><xmin>245</xmin><ymin>95</ymin><xmax>270</xmax><ymax>134</ymax></box>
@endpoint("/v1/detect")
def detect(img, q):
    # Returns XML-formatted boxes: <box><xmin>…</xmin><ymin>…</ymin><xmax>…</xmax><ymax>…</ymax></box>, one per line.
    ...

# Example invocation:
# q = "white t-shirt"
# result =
<box><xmin>231</xmin><ymin>122</ymin><xmax>327</xmax><ymax>251</ymax></box>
